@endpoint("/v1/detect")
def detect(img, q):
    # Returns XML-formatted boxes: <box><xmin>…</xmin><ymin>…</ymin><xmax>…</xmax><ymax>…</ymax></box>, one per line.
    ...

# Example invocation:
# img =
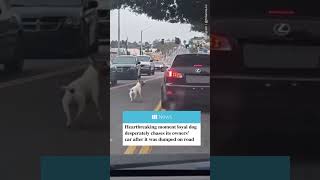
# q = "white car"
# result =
<box><xmin>137</xmin><ymin>55</ymin><xmax>155</xmax><ymax>76</ymax></box>
<box><xmin>154</xmin><ymin>61</ymin><xmax>166</xmax><ymax>72</ymax></box>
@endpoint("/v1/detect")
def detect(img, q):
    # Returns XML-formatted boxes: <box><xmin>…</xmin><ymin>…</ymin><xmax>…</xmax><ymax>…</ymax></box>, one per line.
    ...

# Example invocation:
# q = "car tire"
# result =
<box><xmin>4</xmin><ymin>60</ymin><xmax>24</xmax><ymax>73</ymax></box>
<box><xmin>161</xmin><ymin>91</ymin><xmax>169</xmax><ymax>110</ymax></box>
<box><xmin>111</xmin><ymin>80</ymin><xmax>117</xmax><ymax>86</ymax></box>
<box><xmin>4</xmin><ymin>37</ymin><xmax>24</xmax><ymax>73</ymax></box>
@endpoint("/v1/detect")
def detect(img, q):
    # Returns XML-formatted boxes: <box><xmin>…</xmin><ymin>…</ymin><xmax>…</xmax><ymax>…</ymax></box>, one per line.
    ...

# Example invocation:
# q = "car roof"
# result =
<box><xmin>115</xmin><ymin>55</ymin><xmax>137</xmax><ymax>59</ymax></box>
<box><xmin>175</xmin><ymin>53</ymin><xmax>209</xmax><ymax>57</ymax></box>
<box><xmin>137</xmin><ymin>55</ymin><xmax>151</xmax><ymax>57</ymax></box>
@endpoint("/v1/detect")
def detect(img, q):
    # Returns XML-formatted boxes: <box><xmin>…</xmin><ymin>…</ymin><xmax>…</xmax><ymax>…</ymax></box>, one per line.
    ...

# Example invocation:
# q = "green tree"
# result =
<box><xmin>112</xmin><ymin>0</ymin><xmax>209</xmax><ymax>33</ymax></box>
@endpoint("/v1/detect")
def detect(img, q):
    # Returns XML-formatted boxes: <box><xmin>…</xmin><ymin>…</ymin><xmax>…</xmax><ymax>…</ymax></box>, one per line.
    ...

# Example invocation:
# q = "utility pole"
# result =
<box><xmin>140</xmin><ymin>30</ymin><xmax>143</xmax><ymax>55</ymax></box>
<box><xmin>140</xmin><ymin>25</ymin><xmax>152</xmax><ymax>55</ymax></box>
<box><xmin>117</xmin><ymin>5</ymin><xmax>120</xmax><ymax>55</ymax></box>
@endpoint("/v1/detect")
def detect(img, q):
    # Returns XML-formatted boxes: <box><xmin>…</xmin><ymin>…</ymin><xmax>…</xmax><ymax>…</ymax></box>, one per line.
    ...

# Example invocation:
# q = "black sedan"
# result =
<box><xmin>161</xmin><ymin>54</ymin><xmax>210</xmax><ymax>110</ymax></box>
<box><xmin>0</xmin><ymin>0</ymin><xmax>24</xmax><ymax>73</ymax></box>
<box><xmin>110</xmin><ymin>55</ymin><xmax>141</xmax><ymax>85</ymax></box>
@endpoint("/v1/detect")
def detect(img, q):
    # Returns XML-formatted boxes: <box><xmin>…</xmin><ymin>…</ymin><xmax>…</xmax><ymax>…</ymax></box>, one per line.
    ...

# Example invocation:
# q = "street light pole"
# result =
<box><xmin>117</xmin><ymin>7</ymin><xmax>120</xmax><ymax>55</ymax></box>
<box><xmin>140</xmin><ymin>25</ymin><xmax>152</xmax><ymax>55</ymax></box>
<box><xmin>140</xmin><ymin>30</ymin><xmax>143</xmax><ymax>55</ymax></box>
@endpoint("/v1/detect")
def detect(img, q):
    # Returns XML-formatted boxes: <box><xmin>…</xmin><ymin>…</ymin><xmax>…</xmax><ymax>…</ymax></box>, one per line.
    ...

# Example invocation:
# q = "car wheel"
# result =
<box><xmin>161</xmin><ymin>90</ymin><xmax>169</xmax><ymax>110</ymax></box>
<box><xmin>5</xmin><ymin>39</ymin><xmax>24</xmax><ymax>73</ymax></box>
<box><xmin>4</xmin><ymin>60</ymin><xmax>24</xmax><ymax>73</ymax></box>
<box><xmin>111</xmin><ymin>80</ymin><xmax>117</xmax><ymax>86</ymax></box>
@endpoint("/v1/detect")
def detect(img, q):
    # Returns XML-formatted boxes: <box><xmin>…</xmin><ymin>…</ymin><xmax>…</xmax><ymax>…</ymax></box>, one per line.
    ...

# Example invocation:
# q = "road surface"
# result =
<box><xmin>0</xmin><ymin>48</ymin><xmax>108</xmax><ymax>180</ymax></box>
<box><xmin>110</xmin><ymin>46</ymin><xmax>210</xmax><ymax>155</ymax></box>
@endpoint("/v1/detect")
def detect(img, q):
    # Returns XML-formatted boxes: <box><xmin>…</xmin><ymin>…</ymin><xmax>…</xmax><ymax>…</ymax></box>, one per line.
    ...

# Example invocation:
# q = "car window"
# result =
<box><xmin>113</xmin><ymin>57</ymin><xmax>136</xmax><ymax>64</ymax></box>
<box><xmin>213</xmin><ymin>0</ymin><xmax>318</xmax><ymax>18</ymax></box>
<box><xmin>172</xmin><ymin>55</ymin><xmax>210</xmax><ymax>67</ymax></box>
<box><xmin>137</xmin><ymin>56</ymin><xmax>151</xmax><ymax>62</ymax></box>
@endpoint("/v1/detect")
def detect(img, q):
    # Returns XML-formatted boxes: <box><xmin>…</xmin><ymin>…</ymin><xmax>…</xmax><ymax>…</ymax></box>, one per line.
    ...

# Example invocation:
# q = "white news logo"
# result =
<box><xmin>152</xmin><ymin>115</ymin><xmax>158</xmax><ymax>120</ymax></box>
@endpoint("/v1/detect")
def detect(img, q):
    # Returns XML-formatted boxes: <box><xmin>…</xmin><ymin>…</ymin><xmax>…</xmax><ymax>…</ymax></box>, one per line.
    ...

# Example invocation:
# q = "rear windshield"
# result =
<box><xmin>137</xmin><ymin>56</ymin><xmax>151</xmax><ymax>62</ymax></box>
<box><xmin>113</xmin><ymin>57</ymin><xmax>136</xmax><ymax>64</ymax></box>
<box><xmin>172</xmin><ymin>55</ymin><xmax>210</xmax><ymax>67</ymax></box>
<box><xmin>213</xmin><ymin>0</ymin><xmax>319</xmax><ymax>18</ymax></box>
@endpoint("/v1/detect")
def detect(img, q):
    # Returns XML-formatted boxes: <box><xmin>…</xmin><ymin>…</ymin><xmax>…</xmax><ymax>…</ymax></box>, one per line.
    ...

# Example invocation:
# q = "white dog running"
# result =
<box><xmin>61</xmin><ymin>56</ymin><xmax>103</xmax><ymax>128</ymax></box>
<box><xmin>129</xmin><ymin>80</ymin><xmax>145</xmax><ymax>102</ymax></box>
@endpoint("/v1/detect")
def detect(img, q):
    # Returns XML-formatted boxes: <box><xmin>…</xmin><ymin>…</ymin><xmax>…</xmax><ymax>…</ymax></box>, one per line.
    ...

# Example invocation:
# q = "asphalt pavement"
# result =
<box><xmin>0</xmin><ymin>49</ymin><xmax>108</xmax><ymax>180</ymax></box>
<box><xmin>110</xmin><ymin>71</ymin><xmax>210</xmax><ymax>155</ymax></box>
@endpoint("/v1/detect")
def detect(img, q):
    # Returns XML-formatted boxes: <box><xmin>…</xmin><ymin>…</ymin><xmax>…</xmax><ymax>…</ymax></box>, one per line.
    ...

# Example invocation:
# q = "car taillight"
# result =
<box><xmin>165</xmin><ymin>68</ymin><xmax>183</xmax><ymax>79</ymax></box>
<box><xmin>211</xmin><ymin>33</ymin><xmax>232</xmax><ymax>51</ymax></box>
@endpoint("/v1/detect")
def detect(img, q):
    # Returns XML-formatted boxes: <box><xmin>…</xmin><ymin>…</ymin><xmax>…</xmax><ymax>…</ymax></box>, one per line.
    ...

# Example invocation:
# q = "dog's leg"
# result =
<box><xmin>129</xmin><ymin>91</ymin><xmax>133</xmax><ymax>102</ymax></box>
<box><xmin>92</xmin><ymin>88</ymin><xmax>103</xmax><ymax>121</ymax></box>
<box><xmin>62</xmin><ymin>94</ymin><xmax>72</xmax><ymax>128</ymax></box>
<box><xmin>138</xmin><ymin>89</ymin><xmax>143</xmax><ymax>101</ymax></box>
<box><xmin>133</xmin><ymin>91</ymin><xmax>137</xmax><ymax>102</ymax></box>
<box><xmin>74</xmin><ymin>94</ymin><xmax>86</xmax><ymax>121</ymax></box>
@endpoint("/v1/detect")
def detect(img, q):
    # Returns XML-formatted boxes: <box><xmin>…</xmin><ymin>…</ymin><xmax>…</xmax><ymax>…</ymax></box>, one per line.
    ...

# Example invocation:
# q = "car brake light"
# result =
<box><xmin>165</xmin><ymin>68</ymin><xmax>183</xmax><ymax>79</ymax></box>
<box><xmin>211</xmin><ymin>33</ymin><xmax>232</xmax><ymax>51</ymax></box>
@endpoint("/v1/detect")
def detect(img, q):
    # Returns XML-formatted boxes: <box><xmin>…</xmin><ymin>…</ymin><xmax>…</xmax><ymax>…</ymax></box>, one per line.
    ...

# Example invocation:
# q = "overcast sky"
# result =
<box><xmin>110</xmin><ymin>8</ymin><xmax>204</xmax><ymax>43</ymax></box>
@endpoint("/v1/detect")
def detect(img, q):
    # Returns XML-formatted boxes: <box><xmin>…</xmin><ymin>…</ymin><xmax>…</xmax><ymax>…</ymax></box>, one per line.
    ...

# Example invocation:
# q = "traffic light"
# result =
<box><xmin>161</xmin><ymin>39</ymin><xmax>165</xmax><ymax>44</ymax></box>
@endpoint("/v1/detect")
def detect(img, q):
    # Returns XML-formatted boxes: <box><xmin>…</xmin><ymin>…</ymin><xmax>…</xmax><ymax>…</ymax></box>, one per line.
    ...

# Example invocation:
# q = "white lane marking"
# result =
<box><xmin>0</xmin><ymin>64</ymin><xmax>87</xmax><ymax>89</ymax></box>
<box><xmin>110</xmin><ymin>76</ymin><xmax>163</xmax><ymax>90</ymax></box>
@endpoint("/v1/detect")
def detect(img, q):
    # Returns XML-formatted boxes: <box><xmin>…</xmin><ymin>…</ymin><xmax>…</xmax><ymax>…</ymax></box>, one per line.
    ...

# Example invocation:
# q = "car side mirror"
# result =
<box><xmin>137</xmin><ymin>61</ymin><xmax>141</xmax><ymax>65</ymax></box>
<box><xmin>88</xmin><ymin>1</ymin><xmax>98</xmax><ymax>9</ymax></box>
<box><xmin>150</xmin><ymin>59</ymin><xmax>153</xmax><ymax>62</ymax></box>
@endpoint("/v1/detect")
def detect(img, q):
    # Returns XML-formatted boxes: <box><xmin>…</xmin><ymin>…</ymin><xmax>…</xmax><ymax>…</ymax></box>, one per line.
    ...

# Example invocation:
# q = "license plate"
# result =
<box><xmin>186</xmin><ymin>75</ymin><xmax>209</xmax><ymax>83</ymax></box>
<box><xmin>243</xmin><ymin>44</ymin><xmax>320</xmax><ymax>69</ymax></box>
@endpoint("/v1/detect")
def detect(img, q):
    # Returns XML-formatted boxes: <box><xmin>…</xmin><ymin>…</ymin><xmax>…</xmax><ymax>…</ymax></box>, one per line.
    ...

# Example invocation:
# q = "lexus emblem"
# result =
<box><xmin>195</xmin><ymin>68</ymin><xmax>201</xmax><ymax>73</ymax></box>
<box><xmin>273</xmin><ymin>23</ymin><xmax>291</xmax><ymax>36</ymax></box>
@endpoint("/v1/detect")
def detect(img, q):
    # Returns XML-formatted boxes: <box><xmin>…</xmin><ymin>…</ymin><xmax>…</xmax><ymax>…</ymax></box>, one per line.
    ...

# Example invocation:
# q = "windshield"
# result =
<box><xmin>172</xmin><ymin>55</ymin><xmax>210</xmax><ymax>67</ymax></box>
<box><xmin>11</xmin><ymin>0</ymin><xmax>81</xmax><ymax>6</ymax></box>
<box><xmin>213</xmin><ymin>0</ymin><xmax>319</xmax><ymax>18</ymax></box>
<box><xmin>137</xmin><ymin>56</ymin><xmax>151</xmax><ymax>62</ymax></box>
<box><xmin>113</xmin><ymin>57</ymin><xmax>136</xmax><ymax>64</ymax></box>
